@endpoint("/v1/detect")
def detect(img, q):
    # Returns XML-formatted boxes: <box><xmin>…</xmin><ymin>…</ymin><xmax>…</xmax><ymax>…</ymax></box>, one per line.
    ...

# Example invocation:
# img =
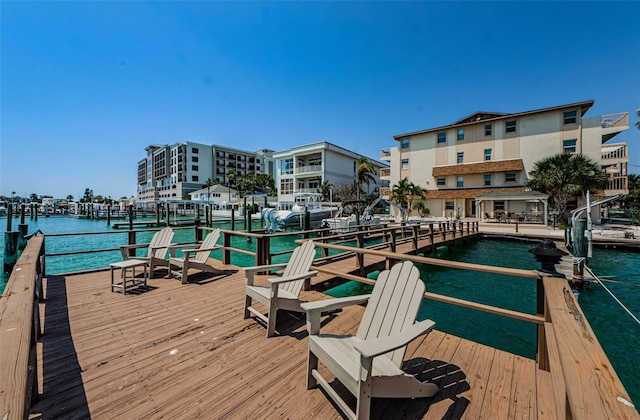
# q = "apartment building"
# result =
<box><xmin>273</xmin><ymin>141</ymin><xmax>388</xmax><ymax>207</ymax></box>
<box><xmin>380</xmin><ymin>100</ymin><xmax>630</xmax><ymax>219</ymax></box>
<box><xmin>137</xmin><ymin>142</ymin><xmax>276</xmax><ymax>207</ymax></box>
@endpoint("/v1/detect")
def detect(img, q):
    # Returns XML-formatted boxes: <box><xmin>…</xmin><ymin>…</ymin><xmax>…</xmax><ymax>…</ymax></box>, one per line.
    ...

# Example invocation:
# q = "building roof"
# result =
<box><xmin>432</xmin><ymin>159</ymin><xmax>524</xmax><ymax>177</ymax></box>
<box><xmin>393</xmin><ymin>100</ymin><xmax>595</xmax><ymax>140</ymax></box>
<box><xmin>273</xmin><ymin>141</ymin><xmax>389</xmax><ymax>168</ymax></box>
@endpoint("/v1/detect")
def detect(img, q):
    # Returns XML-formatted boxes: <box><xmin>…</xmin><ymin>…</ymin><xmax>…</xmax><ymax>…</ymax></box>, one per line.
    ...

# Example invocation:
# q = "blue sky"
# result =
<box><xmin>2</xmin><ymin>1</ymin><xmax>638</xmax><ymax>200</ymax></box>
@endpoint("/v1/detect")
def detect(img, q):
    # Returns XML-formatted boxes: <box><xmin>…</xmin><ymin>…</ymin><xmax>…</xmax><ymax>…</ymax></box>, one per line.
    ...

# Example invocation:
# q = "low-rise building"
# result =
<box><xmin>273</xmin><ymin>141</ymin><xmax>388</xmax><ymax>208</ymax></box>
<box><xmin>381</xmin><ymin>100</ymin><xmax>630</xmax><ymax>219</ymax></box>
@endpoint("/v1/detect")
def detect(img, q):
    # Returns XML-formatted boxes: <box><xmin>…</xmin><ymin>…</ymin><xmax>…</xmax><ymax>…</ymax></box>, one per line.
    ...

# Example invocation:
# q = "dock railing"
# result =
<box><xmin>0</xmin><ymin>234</ymin><xmax>45</xmax><ymax>419</ymax></box>
<box><xmin>299</xmin><ymin>240</ymin><xmax>638</xmax><ymax>419</ymax></box>
<box><xmin>3</xmin><ymin>224</ymin><xmax>637</xmax><ymax>418</ymax></box>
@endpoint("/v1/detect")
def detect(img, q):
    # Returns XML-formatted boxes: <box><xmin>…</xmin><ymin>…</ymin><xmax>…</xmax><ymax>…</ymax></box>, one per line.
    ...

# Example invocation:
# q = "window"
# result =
<box><xmin>563</xmin><ymin>110</ymin><xmax>577</xmax><ymax>125</ymax></box>
<box><xmin>445</xmin><ymin>201</ymin><xmax>455</xmax><ymax>210</ymax></box>
<box><xmin>505</xmin><ymin>172</ymin><xmax>516</xmax><ymax>182</ymax></box>
<box><xmin>457</xmin><ymin>152</ymin><xmax>464</xmax><ymax>164</ymax></box>
<box><xmin>437</xmin><ymin>177</ymin><xmax>446</xmax><ymax>186</ymax></box>
<box><xmin>401</xmin><ymin>159</ymin><xmax>409</xmax><ymax>170</ymax></box>
<box><xmin>484</xmin><ymin>174</ymin><xmax>492</xmax><ymax>186</ymax></box>
<box><xmin>192</xmin><ymin>156</ymin><xmax>199</xmax><ymax>162</ymax></box>
<box><xmin>505</xmin><ymin>120</ymin><xmax>517</xmax><ymax>133</ymax></box>
<box><xmin>457</xmin><ymin>176</ymin><xmax>464</xmax><ymax>188</ymax></box>
<box><xmin>484</xmin><ymin>124</ymin><xmax>492</xmax><ymax>136</ymax></box>
<box><xmin>457</xmin><ymin>129</ymin><xmax>465</xmax><ymax>140</ymax></box>
<box><xmin>281</xmin><ymin>179</ymin><xmax>293</xmax><ymax>194</ymax></box>
<box><xmin>563</xmin><ymin>139</ymin><xmax>577</xmax><ymax>153</ymax></box>
<box><xmin>494</xmin><ymin>201</ymin><xmax>505</xmax><ymax>211</ymax></box>
<box><xmin>192</xmin><ymin>165</ymin><xmax>199</xmax><ymax>171</ymax></box>
<box><xmin>484</xmin><ymin>149</ymin><xmax>492</xmax><ymax>161</ymax></box>
<box><xmin>192</xmin><ymin>147</ymin><xmax>199</xmax><ymax>153</ymax></box>
<box><xmin>401</xmin><ymin>138</ymin><xmax>410</xmax><ymax>149</ymax></box>
<box><xmin>191</xmin><ymin>176</ymin><xmax>199</xmax><ymax>182</ymax></box>
<box><xmin>281</xmin><ymin>158</ymin><xmax>293</xmax><ymax>175</ymax></box>
<box><xmin>437</xmin><ymin>132</ymin><xmax>446</xmax><ymax>144</ymax></box>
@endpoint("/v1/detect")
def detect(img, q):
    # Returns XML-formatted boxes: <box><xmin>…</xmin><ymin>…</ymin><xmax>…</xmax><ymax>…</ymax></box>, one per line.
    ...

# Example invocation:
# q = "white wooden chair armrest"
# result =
<box><xmin>244</xmin><ymin>262</ymin><xmax>289</xmax><ymax>274</ymax></box>
<box><xmin>120</xmin><ymin>243</ymin><xmax>151</xmax><ymax>259</ymax></box>
<box><xmin>182</xmin><ymin>246</ymin><xmax>220</xmax><ymax>255</ymax></box>
<box><xmin>244</xmin><ymin>262</ymin><xmax>289</xmax><ymax>286</ymax></box>
<box><xmin>301</xmin><ymin>294</ymin><xmax>371</xmax><ymax>335</ymax></box>
<box><xmin>354</xmin><ymin>319</ymin><xmax>436</xmax><ymax>359</ymax></box>
<box><xmin>300</xmin><ymin>294</ymin><xmax>371</xmax><ymax>314</ymax></box>
<box><xmin>268</xmin><ymin>270</ymin><xmax>318</xmax><ymax>285</ymax></box>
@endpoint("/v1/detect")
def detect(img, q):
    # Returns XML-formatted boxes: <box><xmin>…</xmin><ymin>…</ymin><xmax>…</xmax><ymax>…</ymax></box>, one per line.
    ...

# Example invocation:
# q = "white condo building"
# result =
<box><xmin>273</xmin><ymin>141</ymin><xmax>388</xmax><ymax>207</ymax></box>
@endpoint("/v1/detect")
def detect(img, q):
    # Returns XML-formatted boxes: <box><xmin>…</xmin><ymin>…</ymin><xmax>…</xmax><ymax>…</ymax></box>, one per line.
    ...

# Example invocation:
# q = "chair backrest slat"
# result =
<box><xmin>147</xmin><ymin>227</ymin><xmax>175</xmax><ymax>259</ymax></box>
<box><xmin>193</xmin><ymin>229</ymin><xmax>221</xmax><ymax>263</ymax></box>
<box><xmin>356</xmin><ymin>261</ymin><xmax>425</xmax><ymax>366</ymax></box>
<box><xmin>280</xmin><ymin>240</ymin><xmax>315</xmax><ymax>296</ymax></box>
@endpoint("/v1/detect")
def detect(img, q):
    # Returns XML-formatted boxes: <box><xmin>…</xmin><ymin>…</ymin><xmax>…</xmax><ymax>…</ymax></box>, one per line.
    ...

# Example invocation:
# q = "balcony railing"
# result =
<box><xmin>380</xmin><ymin>167</ymin><xmax>391</xmax><ymax>177</ymax></box>
<box><xmin>380</xmin><ymin>148</ymin><xmax>391</xmax><ymax>158</ymax></box>
<box><xmin>380</xmin><ymin>187</ymin><xmax>390</xmax><ymax>197</ymax></box>
<box><xmin>294</xmin><ymin>164</ymin><xmax>322</xmax><ymax>174</ymax></box>
<box><xmin>606</xmin><ymin>176</ymin><xmax>627</xmax><ymax>192</ymax></box>
<box><xmin>602</xmin><ymin>143</ymin><xmax>627</xmax><ymax>160</ymax></box>
<box><xmin>601</xmin><ymin>112</ymin><xmax>628</xmax><ymax>128</ymax></box>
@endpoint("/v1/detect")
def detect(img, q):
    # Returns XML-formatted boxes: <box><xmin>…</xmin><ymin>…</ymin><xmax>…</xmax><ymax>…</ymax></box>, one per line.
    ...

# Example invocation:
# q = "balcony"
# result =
<box><xmin>380</xmin><ymin>148</ymin><xmax>391</xmax><ymax>161</ymax></box>
<box><xmin>294</xmin><ymin>164</ymin><xmax>322</xmax><ymax>175</ymax></box>
<box><xmin>605</xmin><ymin>175</ymin><xmax>628</xmax><ymax>196</ymax></box>
<box><xmin>601</xmin><ymin>112</ymin><xmax>629</xmax><ymax>142</ymax></box>
<box><xmin>380</xmin><ymin>167</ymin><xmax>391</xmax><ymax>178</ymax></box>
<box><xmin>379</xmin><ymin>187</ymin><xmax>390</xmax><ymax>198</ymax></box>
<box><xmin>601</xmin><ymin>143</ymin><xmax>627</xmax><ymax>162</ymax></box>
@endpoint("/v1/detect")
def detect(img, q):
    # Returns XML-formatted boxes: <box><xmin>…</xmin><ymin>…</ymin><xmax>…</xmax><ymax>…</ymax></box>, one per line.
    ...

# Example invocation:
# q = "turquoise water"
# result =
<box><xmin>1</xmin><ymin>217</ymin><xmax>638</xmax><ymax>404</ymax></box>
<box><xmin>326</xmin><ymin>239</ymin><xmax>640</xmax><ymax>405</ymax></box>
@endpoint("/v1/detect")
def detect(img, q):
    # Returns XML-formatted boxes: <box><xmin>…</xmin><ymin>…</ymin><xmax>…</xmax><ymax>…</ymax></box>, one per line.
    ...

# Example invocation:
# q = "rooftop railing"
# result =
<box><xmin>601</xmin><ymin>112</ymin><xmax>629</xmax><ymax>128</ymax></box>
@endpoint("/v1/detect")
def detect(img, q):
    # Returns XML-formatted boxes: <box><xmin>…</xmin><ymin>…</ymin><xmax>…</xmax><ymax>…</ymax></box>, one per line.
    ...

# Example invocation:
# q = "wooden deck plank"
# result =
<box><xmin>479</xmin><ymin>349</ymin><xmax>515</xmax><ymax>419</ymax></box>
<box><xmin>30</xmin><ymin>254</ymin><xmax>555</xmax><ymax>420</ymax></box>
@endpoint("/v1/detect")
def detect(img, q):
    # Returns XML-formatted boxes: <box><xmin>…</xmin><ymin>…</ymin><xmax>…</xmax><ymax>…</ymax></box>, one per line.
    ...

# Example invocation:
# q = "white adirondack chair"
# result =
<box><xmin>301</xmin><ymin>261</ymin><xmax>439</xmax><ymax>419</ymax></box>
<box><xmin>243</xmin><ymin>240</ymin><xmax>317</xmax><ymax>337</ymax></box>
<box><xmin>120</xmin><ymin>227</ymin><xmax>174</xmax><ymax>278</ymax></box>
<box><xmin>168</xmin><ymin>229</ymin><xmax>223</xmax><ymax>284</ymax></box>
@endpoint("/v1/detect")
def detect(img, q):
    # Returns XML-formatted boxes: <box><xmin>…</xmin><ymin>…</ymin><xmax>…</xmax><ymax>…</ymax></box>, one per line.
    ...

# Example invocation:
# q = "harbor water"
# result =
<box><xmin>1</xmin><ymin>216</ymin><xmax>638</xmax><ymax>405</ymax></box>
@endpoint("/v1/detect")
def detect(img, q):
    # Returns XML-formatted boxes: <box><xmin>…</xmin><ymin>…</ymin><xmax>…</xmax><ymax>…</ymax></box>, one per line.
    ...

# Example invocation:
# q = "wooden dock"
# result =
<box><xmin>3</xmin><ymin>228</ymin><xmax>638</xmax><ymax>420</ymax></box>
<box><xmin>29</xmin><ymin>266</ymin><xmax>552</xmax><ymax>419</ymax></box>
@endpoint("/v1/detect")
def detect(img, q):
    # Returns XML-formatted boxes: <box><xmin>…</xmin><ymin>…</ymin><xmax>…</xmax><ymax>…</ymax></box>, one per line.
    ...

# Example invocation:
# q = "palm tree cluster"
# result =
<box><xmin>391</xmin><ymin>178</ymin><xmax>426</xmax><ymax>214</ymax></box>
<box><xmin>526</xmin><ymin>153</ymin><xmax>608</xmax><ymax>217</ymax></box>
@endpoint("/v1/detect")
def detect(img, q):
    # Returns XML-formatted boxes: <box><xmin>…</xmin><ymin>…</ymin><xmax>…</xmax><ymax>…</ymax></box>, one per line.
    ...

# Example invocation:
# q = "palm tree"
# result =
<box><xmin>317</xmin><ymin>180</ymin><xmax>333</xmax><ymax>202</ymax></box>
<box><xmin>356</xmin><ymin>157</ymin><xmax>376</xmax><ymax>202</ymax></box>
<box><xmin>66</xmin><ymin>194</ymin><xmax>74</xmax><ymax>202</ymax></box>
<box><xmin>407</xmin><ymin>183</ymin><xmax>426</xmax><ymax>215</ymax></box>
<box><xmin>391</xmin><ymin>178</ymin><xmax>412</xmax><ymax>209</ymax></box>
<box><xmin>227</xmin><ymin>170</ymin><xmax>237</xmax><ymax>203</ymax></box>
<box><xmin>527</xmin><ymin>153</ymin><xmax>608</xmax><ymax>217</ymax></box>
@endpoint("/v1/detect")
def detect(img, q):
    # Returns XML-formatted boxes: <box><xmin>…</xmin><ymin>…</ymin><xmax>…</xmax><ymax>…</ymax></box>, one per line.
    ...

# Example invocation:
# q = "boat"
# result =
<box><xmin>322</xmin><ymin>197</ymin><xmax>407</xmax><ymax>234</ymax></box>
<box><xmin>262</xmin><ymin>193</ymin><xmax>337</xmax><ymax>232</ymax></box>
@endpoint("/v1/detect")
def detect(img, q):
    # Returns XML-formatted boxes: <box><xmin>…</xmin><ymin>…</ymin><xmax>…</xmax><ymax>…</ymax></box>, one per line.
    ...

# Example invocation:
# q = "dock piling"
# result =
<box><xmin>18</xmin><ymin>204</ymin><xmax>28</xmax><ymax>250</ymax></box>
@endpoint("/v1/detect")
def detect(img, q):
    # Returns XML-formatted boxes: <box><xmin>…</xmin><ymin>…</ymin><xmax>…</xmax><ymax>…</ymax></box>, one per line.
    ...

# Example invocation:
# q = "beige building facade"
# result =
<box><xmin>380</xmin><ymin>100</ymin><xmax>630</xmax><ymax>220</ymax></box>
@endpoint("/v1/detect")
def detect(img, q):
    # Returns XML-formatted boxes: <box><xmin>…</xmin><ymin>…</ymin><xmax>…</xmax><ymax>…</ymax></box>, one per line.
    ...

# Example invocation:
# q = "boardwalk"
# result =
<box><xmin>30</xmin><ymin>260</ymin><xmax>554</xmax><ymax>419</ymax></box>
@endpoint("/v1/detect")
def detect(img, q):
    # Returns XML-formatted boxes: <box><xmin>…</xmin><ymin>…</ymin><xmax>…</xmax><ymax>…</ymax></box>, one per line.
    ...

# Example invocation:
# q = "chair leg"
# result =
<box><xmin>356</xmin><ymin>377</ymin><xmax>372</xmax><ymax>420</ymax></box>
<box><xmin>266</xmin><ymin>299</ymin><xmax>278</xmax><ymax>337</ymax></box>
<box><xmin>181</xmin><ymin>265</ymin><xmax>189</xmax><ymax>284</ymax></box>
<box><xmin>243</xmin><ymin>295</ymin><xmax>252</xmax><ymax>319</ymax></box>
<box><xmin>307</xmin><ymin>350</ymin><xmax>318</xmax><ymax>389</ymax></box>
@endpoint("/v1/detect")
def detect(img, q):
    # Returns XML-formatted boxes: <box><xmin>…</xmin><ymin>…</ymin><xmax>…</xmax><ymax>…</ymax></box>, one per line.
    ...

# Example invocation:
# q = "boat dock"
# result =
<box><xmin>2</xmin><ymin>223</ymin><xmax>638</xmax><ymax>419</ymax></box>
